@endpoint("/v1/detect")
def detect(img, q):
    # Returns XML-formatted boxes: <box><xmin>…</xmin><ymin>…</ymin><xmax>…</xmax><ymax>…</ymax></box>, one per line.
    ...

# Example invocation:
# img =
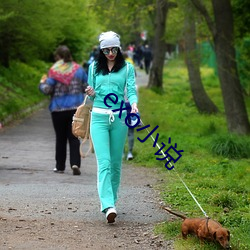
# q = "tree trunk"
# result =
<box><xmin>212</xmin><ymin>0</ymin><xmax>250</xmax><ymax>134</ymax></box>
<box><xmin>147</xmin><ymin>0</ymin><xmax>168</xmax><ymax>89</ymax></box>
<box><xmin>184</xmin><ymin>4</ymin><xmax>218</xmax><ymax>114</ymax></box>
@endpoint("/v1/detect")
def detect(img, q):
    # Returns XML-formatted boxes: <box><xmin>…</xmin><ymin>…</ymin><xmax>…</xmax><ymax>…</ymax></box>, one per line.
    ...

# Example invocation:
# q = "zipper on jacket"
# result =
<box><xmin>108</xmin><ymin>72</ymin><xmax>111</xmax><ymax>92</ymax></box>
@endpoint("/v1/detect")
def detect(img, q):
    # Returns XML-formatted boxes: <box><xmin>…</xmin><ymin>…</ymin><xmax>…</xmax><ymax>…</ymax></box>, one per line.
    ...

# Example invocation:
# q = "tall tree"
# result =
<box><xmin>148</xmin><ymin>0</ymin><xmax>176</xmax><ymax>89</ymax></box>
<box><xmin>191</xmin><ymin>0</ymin><xmax>250</xmax><ymax>134</ymax></box>
<box><xmin>184</xmin><ymin>1</ymin><xmax>218</xmax><ymax>114</ymax></box>
<box><xmin>232</xmin><ymin>0</ymin><xmax>250</xmax><ymax>96</ymax></box>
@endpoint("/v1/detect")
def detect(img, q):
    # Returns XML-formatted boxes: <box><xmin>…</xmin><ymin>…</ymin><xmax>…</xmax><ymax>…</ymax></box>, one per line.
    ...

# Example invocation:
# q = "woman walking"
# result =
<box><xmin>39</xmin><ymin>45</ymin><xmax>88</xmax><ymax>175</ymax></box>
<box><xmin>85</xmin><ymin>31</ymin><xmax>138</xmax><ymax>223</ymax></box>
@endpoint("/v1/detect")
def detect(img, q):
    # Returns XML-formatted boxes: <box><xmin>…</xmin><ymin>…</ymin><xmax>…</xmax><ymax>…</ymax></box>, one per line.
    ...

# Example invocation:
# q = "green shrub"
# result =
<box><xmin>210</xmin><ymin>192</ymin><xmax>237</xmax><ymax>209</ymax></box>
<box><xmin>0</xmin><ymin>60</ymin><xmax>49</xmax><ymax>122</ymax></box>
<box><xmin>210</xmin><ymin>134</ymin><xmax>250</xmax><ymax>158</ymax></box>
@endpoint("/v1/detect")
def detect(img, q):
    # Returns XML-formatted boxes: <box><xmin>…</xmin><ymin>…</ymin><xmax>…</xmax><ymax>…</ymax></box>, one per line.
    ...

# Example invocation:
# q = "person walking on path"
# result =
<box><xmin>123</xmin><ymin>51</ymin><xmax>137</xmax><ymax>161</ymax></box>
<box><xmin>143</xmin><ymin>44</ymin><xmax>153</xmax><ymax>75</ymax></box>
<box><xmin>39</xmin><ymin>45</ymin><xmax>88</xmax><ymax>176</ymax></box>
<box><xmin>85</xmin><ymin>31</ymin><xmax>138</xmax><ymax>223</ymax></box>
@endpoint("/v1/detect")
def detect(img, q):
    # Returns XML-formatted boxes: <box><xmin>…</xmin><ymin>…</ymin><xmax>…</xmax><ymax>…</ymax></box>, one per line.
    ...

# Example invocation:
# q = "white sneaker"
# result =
<box><xmin>53</xmin><ymin>168</ymin><xmax>64</xmax><ymax>173</ymax></box>
<box><xmin>127</xmin><ymin>152</ymin><xmax>133</xmax><ymax>160</ymax></box>
<box><xmin>105</xmin><ymin>207</ymin><xmax>117</xmax><ymax>223</ymax></box>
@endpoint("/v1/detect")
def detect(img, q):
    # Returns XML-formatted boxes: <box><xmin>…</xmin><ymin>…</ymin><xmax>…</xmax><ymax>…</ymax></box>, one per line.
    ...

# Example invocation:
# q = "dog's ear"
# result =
<box><xmin>227</xmin><ymin>230</ymin><xmax>230</xmax><ymax>240</ymax></box>
<box><xmin>213</xmin><ymin>231</ymin><xmax>217</xmax><ymax>240</ymax></box>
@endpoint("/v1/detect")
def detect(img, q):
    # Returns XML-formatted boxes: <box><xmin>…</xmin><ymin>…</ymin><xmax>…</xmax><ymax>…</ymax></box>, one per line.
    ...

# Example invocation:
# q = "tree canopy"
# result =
<box><xmin>0</xmin><ymin>0</ymin><xmax>99</xmax><ymax>66</ymax></box>
<box><xmin>0</xmin><ymin>0</ymin><xmax>249</xmax><ymax>134</ymax></box>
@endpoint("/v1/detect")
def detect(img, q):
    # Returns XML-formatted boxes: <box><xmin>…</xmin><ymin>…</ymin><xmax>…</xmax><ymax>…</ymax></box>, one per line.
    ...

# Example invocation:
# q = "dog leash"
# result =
<box><xmin>173</xmin><ymin>169</ymin><xmax>209</xmax><ymax>218</ymax></box>
<box><xmin>139</xmin><ymin>119</ymin><xmax>209</xmax><ymax>218</ymax></box>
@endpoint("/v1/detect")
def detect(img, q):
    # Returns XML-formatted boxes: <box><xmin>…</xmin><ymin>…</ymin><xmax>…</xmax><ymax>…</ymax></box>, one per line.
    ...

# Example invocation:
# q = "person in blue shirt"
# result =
<box><xmin>39</xmin><ymin>45</ymin><xmax>88</xmax><ymax>175</ymax></box>
<box><xmin>86</xmin><ymin>31</ymin><xmax>138</xmax><ymax>223</ymax></box>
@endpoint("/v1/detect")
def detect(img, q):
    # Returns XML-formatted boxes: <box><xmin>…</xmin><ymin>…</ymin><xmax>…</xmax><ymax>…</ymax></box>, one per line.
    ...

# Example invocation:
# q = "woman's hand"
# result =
<box><xmin>131</xmin><ymin>103</ymin><xmax>138</xmax><ymax>113</ymax></box>
<box><xmin>85</xmin><ymin>86</ymin><xmax>96</xmax><ymax>97</ymax></box>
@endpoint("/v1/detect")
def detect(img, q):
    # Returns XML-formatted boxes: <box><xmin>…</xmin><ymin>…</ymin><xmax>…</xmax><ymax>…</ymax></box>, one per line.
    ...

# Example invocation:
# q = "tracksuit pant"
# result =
<box><xmin>90</xmin><ymin>111</ymin><xmax>128</xmax><ymax>212</ymax></box>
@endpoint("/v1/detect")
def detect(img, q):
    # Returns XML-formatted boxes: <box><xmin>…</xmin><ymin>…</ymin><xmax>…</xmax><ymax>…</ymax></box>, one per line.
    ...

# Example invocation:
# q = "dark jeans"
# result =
<box><xmin>128</xmin><ymin>127</ymin><xmax>134</xmax><ymax>152</ymax></box>
<box><xmin>144</xmin><ymin>59</ymin><xmax>151</xmax><ymax>74</ymax></box>
<box><xmin>51</xmin><ymin>110</ymin><xmax>80</xmax><ymax>171</ymax></box>
<box><xmin>125</xmin><ymin>101</ymin><xmax>135</xmax><ymax>153</ymax></box>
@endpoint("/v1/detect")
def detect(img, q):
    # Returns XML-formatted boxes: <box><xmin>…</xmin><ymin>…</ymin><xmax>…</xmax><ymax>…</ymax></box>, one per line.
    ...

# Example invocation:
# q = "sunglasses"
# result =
<box><xmin>102</xmin><ymin>47</ymin><xmax>119</xmax><ymax>55</ymax></box>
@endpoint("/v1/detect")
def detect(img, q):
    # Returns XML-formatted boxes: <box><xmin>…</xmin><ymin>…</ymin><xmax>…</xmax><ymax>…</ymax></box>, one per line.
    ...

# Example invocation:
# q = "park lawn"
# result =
<box><xmin>131</xmin><ymin>58</ymin><xmax>250</xmax><ymax>250</ymax></box>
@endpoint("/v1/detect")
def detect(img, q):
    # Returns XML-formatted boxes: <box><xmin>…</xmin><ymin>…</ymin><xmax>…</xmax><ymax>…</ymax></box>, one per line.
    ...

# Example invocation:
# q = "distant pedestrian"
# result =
<box><xmin>143</xmin><ymin>44</ymin><xmax>152</xmax><ymax>74</ymax></box>
<box><xmin>134</xmin><ymin>45</ymin><xmax>144</xmax><ymax>69</ymax></box>
<box><xmin>123</xmin><ymin>51</ymin><xmax>137</xmax><ymax>160</ymax></box>
<box><xmin>85</xmin><ymin>31</ymin><xmax>138</xmax><ymax>223</ymax></box>
<box><xmin>39</xmin><ymin>45</ymin><xmax>88</xmax><ymax>175</ymax></box>
<box><xmin>87</xmin><ymin>46</ymin><xmax>99</xmax><ymax>70</ymax></box>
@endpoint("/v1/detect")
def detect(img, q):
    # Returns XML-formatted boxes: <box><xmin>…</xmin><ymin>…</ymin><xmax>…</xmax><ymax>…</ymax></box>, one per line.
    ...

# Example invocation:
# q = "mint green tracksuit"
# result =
<box><xmin>88</xmin><ymin>62</ymin><xmax>137</xmax><ymax>212</ymax></box>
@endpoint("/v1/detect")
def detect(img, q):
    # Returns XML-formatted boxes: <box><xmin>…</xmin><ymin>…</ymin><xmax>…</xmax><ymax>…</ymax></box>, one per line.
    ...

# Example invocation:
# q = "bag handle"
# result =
<box><xmin>79</xmin><ymin>95</ymin><xmax>94</xmax><ymax>158</ymax></box>
<box><xmin>83</xmin><ymin>94</ymin><xmax>88</xmax><ymax>105</ymax></box>
<box><xmin>79</xmin><ymin>111</ymin><xmax>94</xmax><ymax>158</ymax></box>
<box><xmin>79</xmin><ymin>137</ymin><xmax>93</xmax><ymax>158</ymax></box>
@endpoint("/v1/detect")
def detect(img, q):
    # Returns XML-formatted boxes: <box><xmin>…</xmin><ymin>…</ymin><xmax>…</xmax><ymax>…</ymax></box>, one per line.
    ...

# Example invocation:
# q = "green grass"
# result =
<box><xmin>131</xmin><ymin>58</ymin><xmax>250</xmax><ymax>250</ymax></box>
<box><xmin>210</xmin><ymin>134</ymin><xmax>250</xmax><ymax>159</ymax></box>
<box><xmin>0</xmin><ymin>60</ymin><xmax>50</xmax><ymax>123</ymax></box>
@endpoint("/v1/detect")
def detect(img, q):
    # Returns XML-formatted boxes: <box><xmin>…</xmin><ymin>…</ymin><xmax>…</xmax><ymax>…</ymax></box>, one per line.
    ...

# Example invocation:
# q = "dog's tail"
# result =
<box><xmin>162</xmin><ymin>206</ymin><xmax>187</xmax><ymax>220</ymax></box>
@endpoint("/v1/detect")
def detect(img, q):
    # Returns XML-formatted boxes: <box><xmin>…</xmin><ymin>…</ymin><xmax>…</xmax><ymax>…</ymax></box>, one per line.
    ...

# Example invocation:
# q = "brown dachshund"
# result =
<box><xmin>162</xmin><ymin>207</ymin><xmax>231</xmax><ymax>249</ymax></box>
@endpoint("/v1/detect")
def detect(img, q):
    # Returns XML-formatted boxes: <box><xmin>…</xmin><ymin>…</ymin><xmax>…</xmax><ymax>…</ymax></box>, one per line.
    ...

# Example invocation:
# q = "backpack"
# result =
<box><xmin>72</xmin><ymin>95</ymin><xmax>93</xmax><ymax>158</ymax></box>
